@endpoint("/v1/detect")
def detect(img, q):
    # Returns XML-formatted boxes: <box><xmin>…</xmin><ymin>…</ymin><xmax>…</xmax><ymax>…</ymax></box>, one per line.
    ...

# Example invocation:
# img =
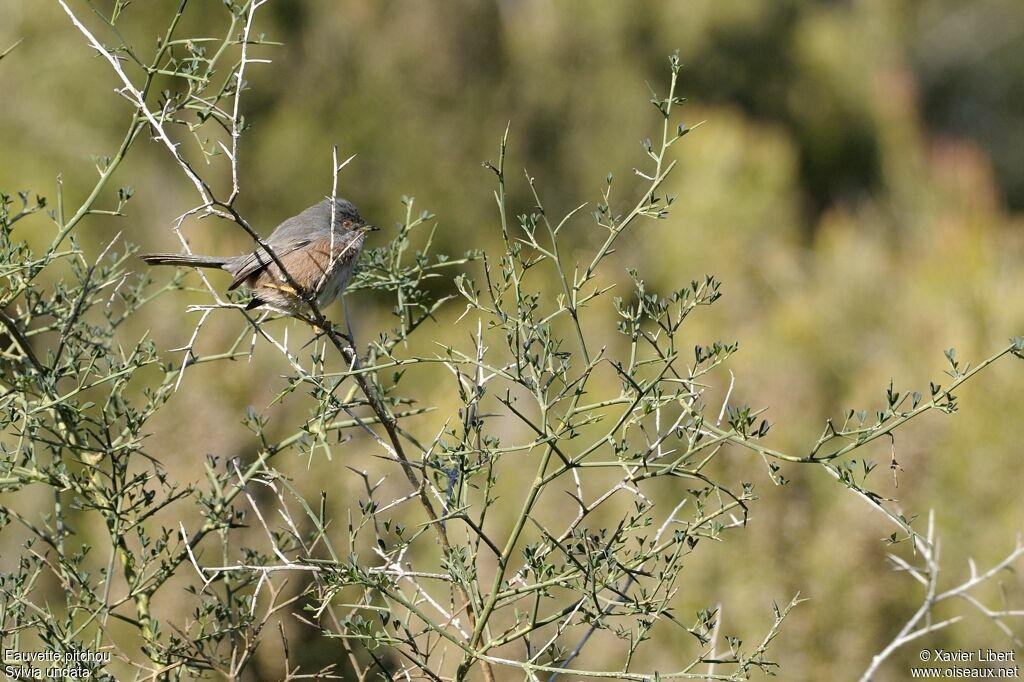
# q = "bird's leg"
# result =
<box><xmin>300</xmin><ymin>316</ymin><xmax>353</xmax><ymax>350</ymax></box>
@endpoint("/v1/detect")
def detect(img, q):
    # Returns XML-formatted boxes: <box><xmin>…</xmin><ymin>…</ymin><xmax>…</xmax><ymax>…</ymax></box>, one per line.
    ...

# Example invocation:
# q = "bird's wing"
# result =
<box><xmin>225</xmin><ymin>238</ymin><xmax>312</xmax><ymax>291</ymax></box>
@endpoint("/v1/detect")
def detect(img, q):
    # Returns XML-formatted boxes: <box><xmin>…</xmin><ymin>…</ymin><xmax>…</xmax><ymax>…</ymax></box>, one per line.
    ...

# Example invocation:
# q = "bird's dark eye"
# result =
<box><xmin>342</xmin><ymin>219</ymin><xmax>353</xmax><ymax>228</ymax></box>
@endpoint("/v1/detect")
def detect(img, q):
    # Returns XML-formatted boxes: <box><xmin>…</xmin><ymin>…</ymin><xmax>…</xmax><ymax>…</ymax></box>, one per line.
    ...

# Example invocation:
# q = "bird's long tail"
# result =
<box><xmin>139</xmin><ymin>253</ymin><xmax>230</xmax><ymax>269</ymax></box>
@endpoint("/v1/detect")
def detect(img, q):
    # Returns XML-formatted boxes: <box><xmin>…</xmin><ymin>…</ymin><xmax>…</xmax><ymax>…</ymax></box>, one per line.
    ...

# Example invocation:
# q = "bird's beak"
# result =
<box><xmin>363</xmin><ymin>224</ymin><xmax>380</xmax><ymax>232</ymax></box>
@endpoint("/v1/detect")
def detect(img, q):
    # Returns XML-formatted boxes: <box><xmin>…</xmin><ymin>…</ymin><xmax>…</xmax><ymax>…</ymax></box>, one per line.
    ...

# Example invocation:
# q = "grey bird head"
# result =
<box><xmin>267</xmin><ymin>198</ymin><xmax>376</xmax><ymax>246</ymax></box>
<box><xmin>324</xmin><ymin>198</ymin><xmax>365</xmax><ymax>230</ymax></box>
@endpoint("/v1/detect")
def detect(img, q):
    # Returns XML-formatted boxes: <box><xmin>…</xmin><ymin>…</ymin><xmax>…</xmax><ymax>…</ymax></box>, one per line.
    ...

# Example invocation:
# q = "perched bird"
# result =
<box><xmin>140</xmin><ymin>198</ymin><xmax>375</xmax><ymax>320</ymax></box>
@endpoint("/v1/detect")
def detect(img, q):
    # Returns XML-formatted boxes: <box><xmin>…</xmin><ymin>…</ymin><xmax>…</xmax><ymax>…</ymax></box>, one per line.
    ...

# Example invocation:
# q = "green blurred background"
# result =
<box><xmin>2</xmin><ymin>1</ymin><xmax>1023</xmax><ymax>679</ymax></box>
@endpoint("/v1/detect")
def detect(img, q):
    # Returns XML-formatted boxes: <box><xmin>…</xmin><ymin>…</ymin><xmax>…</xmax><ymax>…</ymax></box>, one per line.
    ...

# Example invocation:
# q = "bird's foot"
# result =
<box><xmin>302</xmin><ymin>318</ymin><xmax>353</xmax><ymax>349</ymax></box>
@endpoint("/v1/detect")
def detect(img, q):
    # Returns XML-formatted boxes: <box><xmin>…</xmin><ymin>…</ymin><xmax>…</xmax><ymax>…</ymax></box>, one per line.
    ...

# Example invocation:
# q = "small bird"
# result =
<box><xmin>140</xmin><ymin>198</ymin><xmax>375</xmax><ymax>321</ymax></box>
